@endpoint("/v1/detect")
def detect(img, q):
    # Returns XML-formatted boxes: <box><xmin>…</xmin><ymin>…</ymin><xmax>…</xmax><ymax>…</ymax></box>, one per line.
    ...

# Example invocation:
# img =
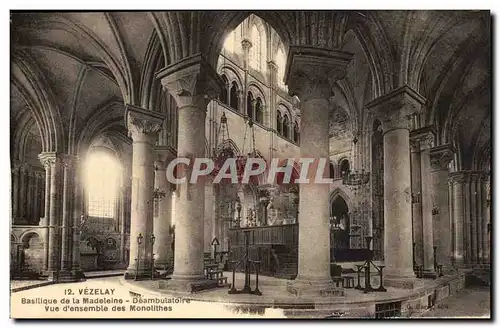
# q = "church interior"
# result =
<box><xmin>10</xmin><ymin>11</ymin><xmax>491</xmax><ymax>318</ymax></box>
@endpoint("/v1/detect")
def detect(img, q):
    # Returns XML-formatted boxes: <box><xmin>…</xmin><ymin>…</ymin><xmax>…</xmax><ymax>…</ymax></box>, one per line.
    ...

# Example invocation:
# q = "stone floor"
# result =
<box><xmin>419</xmin><ymin>286</ymin><xmax>491</xmax><ymax>318</ymax></box>
<box><xmin>123</xmin><ymin>271</ymin><xmax>461</xmax><ymax>306</ymax></box>
<box><xmin>10</xmin><ymin>280</ymin><xmax>53</xmax><ymax>293</ymax></box>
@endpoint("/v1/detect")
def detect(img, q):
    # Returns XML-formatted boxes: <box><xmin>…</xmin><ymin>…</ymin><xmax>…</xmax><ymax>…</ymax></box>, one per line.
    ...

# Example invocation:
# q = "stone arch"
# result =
<box><xmin>344</xmin><ymin>12</ymin><xmax>396</xmax><ymax>97</ymax></box>
<box><xmin>219</xmin><ymin>65</ymin><xmax>244</xmax><ymax>92</ymax></box>
<box><xmin>247</xmin><ymin>83</ymin><xmax>267</xmax><ymax>107</ymax></box>
<box><xmin>20</xmin><ymin>230</ymin><xmax>44</xmax><ymax>245</ymax></box>
<box><xmin>329</xmin><ymin>187</ymin><xmax>354</xmax><ymax>214</ymax></box>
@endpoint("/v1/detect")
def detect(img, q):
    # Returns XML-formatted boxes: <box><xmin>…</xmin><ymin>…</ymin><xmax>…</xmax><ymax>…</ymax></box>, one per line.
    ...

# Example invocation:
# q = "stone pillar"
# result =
<box><xmin>38</xmin><ymin>152</ymin><xmax>62</xmax><ymax>280</ymax></box>
<box><xmin>366</xmin><ymin>86</ymin><xmax>426</xmax><ymax>289</ymax></box>
<box><xmin>60</xmin><ymin>156</ymin><xmax>72</xmax><ymax>272</ymax></box>
<box><xmin>476</xmin><ymin>173</ymin><xmax>484</xmax><ymax>263</ymax></box>
<box><xmin>284</xmin><ymin>46</ymin><xmax>352</xmax><ymax>297</ymax></box>
<box><xmin>40</xmin><ymin>157</ymin><xmax>51</xmax><ymax>271</ymax></box>
<box><xmin>463</xmin><ymin>173</ymin><xmax>472</xmax><ymax>265</ymax></box>
<box><xmin>409</xmin><ymin>137</ymin><xmax>423</xmax><ymax>266</ymax></box>
<box><xmin>19</xmin><ymin>164</ymin><xmax>27</xmax><ymax>223</ymax></box>
<box><xmin>11</xmin><ymin>165</ymin><xmax>20</xmax><ymax>222</ymax></box>
<box><xmin>71</xmin><ymin>160</ymin><xmax>85</xmax><ymax>280</ymax></box>
<box><xmin>153</xmin><ymin>145</ymin><xmax>174</xmax><ymax>269</ymax></box>
<box><xmin>157</xmin><ymin>55</ymin><xmax>223</xmax><ymax>292</ymax></box>
<box><xmin>430</xmin><ymin>144</ymin><xmax>455</xmax><ymax>272</ymax></box>
<box><xmin>419</xmin><ymin>131</ymin><xmax>436</xmax><ymax>277</ymax></box>
<box><xmin>449</xmin><ymin>172</ymin><xmax>466</xmax><ymax>267</ymax></box>
<box><xmin>124</xmin><ymin>105</ymin><xmax>165</xmax><ymax>279</ymax></box>
<box><xmin>469</xmin><ymin>173</ymin><xmax>479</xmax><ymax>264</ymax></box>
<box><xmin>480</xmin><ymin>174</ymin><xmax>490</xmax><ymax>263</ymax></box>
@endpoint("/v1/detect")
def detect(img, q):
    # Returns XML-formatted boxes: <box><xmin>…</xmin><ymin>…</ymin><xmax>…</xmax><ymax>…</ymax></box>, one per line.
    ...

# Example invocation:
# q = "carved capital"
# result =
<box><xmin>61</xmin><ymin>154</ymin><xmax>78</xmax><ymax>169</ymax></box>
<box><xmin>366</xmin><ymin>85</ymin><xmax>426</xmax><ymax>131</ymax></box>
<box><xmin>241</xmin><ymin>38</ymin><xmax>252</xmax><ymax>51</ymax></box>
<box><xmin>156</xmin><ymin>54</ymin><xmax>223</xmax><ymax>109</ymax></box>
<box><xmin>430</xmin><ymin>144</ymin><xmax>456</xmax><ymax>170</ymax></box>
<box><xmin>285</xmin><ymin>46</ymin><xmax>353</xmax><ymax>101</ymax></box>
<box><xmin>449</xmin><ymin>171</ymin><xmax>470</xmax><ymax>185</ymax></box>
<box><xmin>38</xmin><ymin>152</ymin><xmax>60</xmax><ymax>169</ymax></box>
<box><xmin>154</xmin><ymin>145</ymin><xmax>176</xmax><ymax>165</ymax></box>
<box><xmin>267</xmin><ymin>60</ymin><xmax>278</xmax><ymax>72</ymax></box>
<box><xmin>125</xmin><ymin>104</ymin><xmax>165</xmax><ymax>143</ymax></box>
<box><xmin>410</xmin><ymin>126</ymin><xmax>436</xmax><ymax>151</ymax></box>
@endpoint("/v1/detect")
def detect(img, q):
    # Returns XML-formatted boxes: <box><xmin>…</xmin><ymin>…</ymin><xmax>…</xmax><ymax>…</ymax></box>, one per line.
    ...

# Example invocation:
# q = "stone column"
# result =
<box><xmin>124</xmin><ymin>105</ymin><xmax>165</xmax><ymax>279</ymax></box>
<box><xmin>11</xmin><ymin>165</ymin><xmax>20</xmax><ymax>222</ymax></box>
<box><xmin>33</xmin><ymin>171</ymin><xmax>40</xmax><ymax>224</ymax></box>
<box><xmin>409</xmin><ymin>136</ymin><xmax>423</xmax><ymax>267</ymax></box>
<box><xmin>153</xmin><ymin>145</ymin><xmax>174</xmax><ymax>269</ymax></box>
<box><xmin>449</xmin><ymin>172</ymin><xmax>466</xmax><ymax>267</ymax></box>
<box><xmin>38</xmin><ymin>152</ymin><xmax>62</xmax><ymax>280</ymax></box>
<box><xmin>19</xmin><ymin>164</ymin><xmax>27</xmax><ymax>223</ymax></box>
<box><xmin>284</xmin><ymin>46</ymin><xmax>352</xmax><ymax>297</ymax></box>
<box><xmin>464</xmin><ymin>173</ymin><xmax>472</xmax><ymax>265</ymax></box>
<box><xmin>157</xmin><ymin>55</ymin><xmax>223</xmax><ymax>291</ymax></box>
<box><xmin>60</xmin><ymin>156</ymin><xmax>72</xmax><ymax>272</ymax></box>
<box><xmin>366</xmin><ymin>86</ymin><xmax>426</xmax><ymax>289</ymax></box>
<box><xmin>71</xmin><ymin>160</ymin><xmax>85</xmax><ymax>280</ymax></box>
<box><xmin>476</xmin><ymin>173</ymin><xmax>484</xmax><ymax>263</ymax></box>
<box><xmin>480</xmin><ymin>174</ymin><xmax>490</xmax><ymax>263</ymax></box>
<box><xmin>430</xmin><ymin>144</ymin><xmax>455</xmax><ymax>272</ymax></box>
<box><xmin>40</xmin><ymin>157</ymin><xmax>51</xmax><ymax>271</ymax></box>
<box><xmin>469</xmin><ymin>172</ymin><xmax>479</xmax><ymax>265</ymax></box>
<box><xmin>26</xmin><ymin>168</ymin><xmax>34</xmax><ymax>224</ymax></box>
<box><xmin>418</xmin><ymin>129</ymin><xmax>437</xmax><ymax>277</ymax></box>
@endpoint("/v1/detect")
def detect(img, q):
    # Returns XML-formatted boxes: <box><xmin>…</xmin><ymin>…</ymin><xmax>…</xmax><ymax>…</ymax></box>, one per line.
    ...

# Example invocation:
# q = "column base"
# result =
<box><xmin>71</xmin><ymin>268</ymin><xmax>86</xmax><ymax>281</ymax></box>
<box><xmin>57</xmin><ymin>270</ymin><xmax>81</xmax><ymax>282</ymax></box>
<box><xmin>158</xmin><ymin>278</ymin><xmax>219</xmax><ymax>293</ymax></box>
<box><xmin>422</xmin><ymin>269</ymin><xmax>438</xmax><ymax>279</ymax></box>
<box><xmin>287</xmin><ymin>278</ymin><xmax>345</xmax><ymax>297</ymax></box>
<box><xmin>383</xmin><ymin>277</ymin><xmax>424</xmax><ymax>290</ymax></box>
<box><xmin>42</xmin><ymin>270</ymin><xmax>59</xmax><ymax>282</ymax></box>
<box><xmin>124</xmin><ymin>260</ymin><xmax>154</xmax><ymax>280</ymax></box>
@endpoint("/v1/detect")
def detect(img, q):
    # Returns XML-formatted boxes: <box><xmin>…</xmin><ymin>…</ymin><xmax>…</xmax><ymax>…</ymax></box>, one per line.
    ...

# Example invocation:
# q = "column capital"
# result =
<box><xmin>38</xmin><ymin>152</ymin><xmax>62</xmax><ymax>168</ymax></box>
<box><xmin>241</xmin><ymin>38</ymin><xmax>252</xmax><ymax>51</ymax></box>
<box><xmin>284</xmin><ymin>46</ymin><xmax>353</xmax><ymax>101</ymax></box>
<box><xmin>448</xmin><ymin>171</ymin><xmax>470</xmax><ymax>185</ymax></box>
<box><xmin>125</xmin><ymin>104</ymin><xmax>165</xmax><ymax>143</ymax></box>
<box><xmin>267</xmin><ymin>60</ymin><xmax>278</xmax><ymax>72</ymax></box>
<box><xmin>156</xmin><ymin>54</ymin><xmax>224</xmax><ymax>109</ymax></box>
<box><xmin>430</xmin><ymin>144</ymin><xmax>456</xmax><ymax>170</ymax></box>
<box><xmin>366</xmin><ymin>85</ymin><xmax>426</xmax><ymax>131</ymax></box>
<box><xmin>410</xmin><ymin>126</ymin><xmax>436</xmax><ymax>151</ymax></box>
<box><xmin>61</xmin><ymin>154</ymin><xmax>78</xmax><ymax>169</ymax></box>
<box><xmin>154</xmin><ymin>145</ymin><xmax>176</xmax><ymax>168</ymax></box>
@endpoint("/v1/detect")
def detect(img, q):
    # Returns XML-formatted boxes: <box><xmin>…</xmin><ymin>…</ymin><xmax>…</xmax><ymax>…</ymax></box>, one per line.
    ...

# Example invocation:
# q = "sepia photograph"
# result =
<box><xmin>8</xmin><ymin>9</ymin><xmax>492</xmax><ymax>319</ymax></box>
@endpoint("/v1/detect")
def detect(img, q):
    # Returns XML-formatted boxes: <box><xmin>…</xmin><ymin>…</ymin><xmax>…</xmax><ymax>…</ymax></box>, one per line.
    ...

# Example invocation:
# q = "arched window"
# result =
<box><xmin>340</xmin><ymin>159</ymin><xmax>350</xmax><ymax>177</ymax></box>
<box><xmin>276</xmin><ymin>47</ymin><xmax>287</xmax><ymax>91</ymax></box>
<box><xmin>293</xmin><ymin>121</ymin><xmax>300</xmax><ymax>143</ymax></box>
<box><xmin>250</xmin><ymin>25</ymin><xmax>261</xmax><ymax>71</ymax></box>
<box><xmin>247</xmin><ymin>92</ymin><xmax>254</xmax><ymax>119</ymax></box>
<box><xmin>85</xmin><ymin>151</ymin><xmax>122</xmax><ymax>218</ymax></box>
<box><xmin>283</xmin><ymin>115</ymin><xmax>290</xmax><ymax>139</ymax></box>
<box><xmin>329</xmin><ymin>162</ymin><xmax>335</xmax><ymax>179</ymax></box>
<box><xmin>276</xmin><ymin>111</ymin><xmax>283</xmax><ymax>135</ymax></box>
<box><xmin>219</xmin><ymin>75</ymin><xmax>229</xmax><ymax>105</ymax></box>
<box><xmin>230</xmin><ymin>82</ymin><xmax>239</xmax><ymax>110</ymax></box>
<box><xmin>255</xmin><ymin>97</ymin><xmax>263</xmax><ymax>124</ymax></box>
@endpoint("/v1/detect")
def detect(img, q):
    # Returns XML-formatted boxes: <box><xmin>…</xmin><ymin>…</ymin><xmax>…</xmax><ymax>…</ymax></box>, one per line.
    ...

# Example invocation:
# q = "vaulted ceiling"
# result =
<box><xmin>10</xmin><ymin>11</ymin><xmax>491</xmax><ymax>170</ymax></box>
